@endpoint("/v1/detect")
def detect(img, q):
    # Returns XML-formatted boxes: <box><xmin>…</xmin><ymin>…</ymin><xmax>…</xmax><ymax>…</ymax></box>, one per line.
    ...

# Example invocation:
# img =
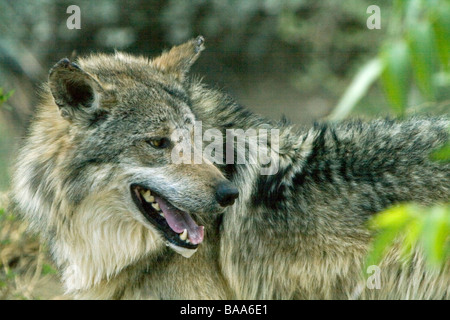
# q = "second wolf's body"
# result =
<box><xmin>10</xmin><ymin>37</ymin><xmax>449</xmax><ymax>299</ymax></box>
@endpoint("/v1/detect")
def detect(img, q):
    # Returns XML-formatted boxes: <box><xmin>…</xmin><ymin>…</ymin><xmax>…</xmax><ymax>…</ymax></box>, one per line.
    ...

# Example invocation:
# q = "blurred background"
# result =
<box><xmin>0</xmin><ymin>0</ymin><xmax>396</xmax><ymax>190</ymax></box>
<box><xmin>0</xmin><ymin>0</ymin><xmax>448</xmax><ymax>299</ymax></box>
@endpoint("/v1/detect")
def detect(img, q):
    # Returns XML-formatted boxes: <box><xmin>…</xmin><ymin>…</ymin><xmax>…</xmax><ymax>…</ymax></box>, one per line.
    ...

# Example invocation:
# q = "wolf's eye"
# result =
<box><xmin>147</xmin><ymin>137</ymin><xmax>171</xmax><ymax>149</ymax></box>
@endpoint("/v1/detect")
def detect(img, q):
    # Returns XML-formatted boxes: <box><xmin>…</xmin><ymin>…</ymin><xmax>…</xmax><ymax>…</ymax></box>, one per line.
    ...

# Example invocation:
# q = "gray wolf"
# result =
<box><xmin>10</xmin><ymin>37</ymin><xmax>449</xmax><ymax>299</ymax></box>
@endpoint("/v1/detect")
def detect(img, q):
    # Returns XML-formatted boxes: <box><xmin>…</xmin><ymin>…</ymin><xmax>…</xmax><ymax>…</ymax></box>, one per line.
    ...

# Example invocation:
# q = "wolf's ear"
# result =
<box><xmin>152</xmin><ymin>36</ymin><xmax>205</xmax><ymax>82</ymax></box>
<box><xmin>48</xmin><ymin>58</ymin><xmax>105</xmax><ymax>122</ymax></box>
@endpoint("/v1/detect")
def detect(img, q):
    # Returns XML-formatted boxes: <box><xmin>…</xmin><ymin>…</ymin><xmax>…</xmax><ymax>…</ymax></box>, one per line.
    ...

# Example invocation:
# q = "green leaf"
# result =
<box><xmin>328</xmin><ymin>58</ymin><xmax>384</xmax><ymax>121</ymax></box>
<box><xmin>41</xmin><ymin>264</ymin><xmax>58</xmax><ymax>275</ymax></box>
<box><xmin>365</xmin><ymin>226</ymin><xmax>403</xmax><ymax>268</ymax></box>
<box><xmin>421</xmin><ymin>206</ymin><xmax>450</xmax><ymax>267</ymax></box>
<box><xmin>431</xmin><ymin>3</ymin><xmax>450</xmax><ymax>71</ymax></box>
<box><xmin>0</xmin><ymin>88</ymin><xmax>14</xmax><ymax>106</ymax></box>
<box><xmin>367</xmin><ymin>203</ymin><xmax>450</xmax><ymax>271</ymax></box>
<box><xmin>405</xmin><ymin>0</ymin><xmax>422</xmax><ymax>30</ymax></box>
<box><xmin>369</xmin><ymin>204</ymin><xmax>411</xmax><ymax>229</ymax></box>
<box><xmin>366</xmin><ymin>205</ymin><xmax>413</xmax><ymax>267</ymax></box>
<box><xmin>400</xmin><ymin>218</ymin><xmax>423</xmax><ymax>260</ymax></box>
<box><xmin>408</xmin><ymin>21</ymin><xmax>438</xmax><ymax>100</ymax></box>
<box><xmin>381</xmin><ymin>40</ymin><xmax>411</xmax><ymax>116</ymax></box>
<box><xmin>430</xmin><ymin>141</ymin><xmax>450</xmax><ymax>163</ymax></box>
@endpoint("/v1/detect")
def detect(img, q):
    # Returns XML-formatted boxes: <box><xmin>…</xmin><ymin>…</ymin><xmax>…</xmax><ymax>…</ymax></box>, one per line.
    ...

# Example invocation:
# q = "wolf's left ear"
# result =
<box><xmin>152</xmin><ymin>36</ymin><xmax>205</xmax><ymax>82</ymax></box>
<box><xmin>48</xmin><ymin>58</ymin><xmax>105</xmax><ymax>122</ymax></box>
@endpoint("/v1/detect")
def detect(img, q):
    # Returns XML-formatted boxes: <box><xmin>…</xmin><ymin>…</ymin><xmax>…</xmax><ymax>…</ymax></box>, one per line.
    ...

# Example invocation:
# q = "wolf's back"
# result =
<box><xmin>215</xmin><ymin>110</ymin><xmax>450</xmax><ymax>299</ymax></box>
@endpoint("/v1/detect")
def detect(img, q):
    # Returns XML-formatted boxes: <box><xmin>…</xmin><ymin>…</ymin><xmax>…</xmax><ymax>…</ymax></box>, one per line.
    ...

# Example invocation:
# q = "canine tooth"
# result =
<box><xmin>167</xmin><ymin>242</ymin><xmax>197</xmax><ymax>258</ymax></box>
<box><xmin>180</xmin><ymin>229</ymin><xmax>188</xmax><ymax>241</ymax></box>
<box><xmin>151</xmin><ymin>202</ymin><xmax>160</xmax><ymax>211</ymax></box>
<box><xmin>141</xmin><ymin>190</ymin><xmax>154</xmax><ymax>203</ymax></box>
<box><xmin>159</xmin><ymin>211</ymin><xmax>165</xmax><ymax>218</ymax></box>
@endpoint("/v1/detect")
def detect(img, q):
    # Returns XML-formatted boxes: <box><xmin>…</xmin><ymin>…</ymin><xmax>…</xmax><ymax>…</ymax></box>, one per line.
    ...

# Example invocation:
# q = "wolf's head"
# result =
<box><xmin>12</xmin><ymin>37</ymin><xmax>238</xmax><ymax>292</ymax></box>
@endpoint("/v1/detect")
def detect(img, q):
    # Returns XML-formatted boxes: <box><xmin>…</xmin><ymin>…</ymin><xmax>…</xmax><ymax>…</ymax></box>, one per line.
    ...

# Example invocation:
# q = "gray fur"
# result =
<box><xmin>9</xmin><ymin>37</ymin><xmax>449</xmax><ymax>299</ymax></box>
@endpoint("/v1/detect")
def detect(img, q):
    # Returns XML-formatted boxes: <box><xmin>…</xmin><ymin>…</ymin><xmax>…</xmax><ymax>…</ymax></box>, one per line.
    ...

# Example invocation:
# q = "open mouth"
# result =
<box><xmin>130</xmin><ymin>184</ymin><xmax>204</xmax><ymax>258</ymax></box>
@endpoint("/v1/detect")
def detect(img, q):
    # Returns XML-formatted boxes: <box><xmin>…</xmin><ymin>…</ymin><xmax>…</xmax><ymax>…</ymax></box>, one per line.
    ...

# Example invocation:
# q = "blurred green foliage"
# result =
<box><xmin>0</xmin><ymin>88</ymin><xmax>14</xmax><ymax>108</ymax></box>
<box><xmin>367</xmin><ymin>204</ymin><xmax>450</xmax><ymax>269</ymax></box>
<box><xmin>431</xmin><ymin>139</ymin><xmax>450</xmax><ymax>163</ymax></box>
<box><xmin>329</xmin><ymin>0</ymin><xmax>450</xmax><ymax>120</ymax></box>
<box><xmin>360</xmin><ymin>0</ymin><xmax>450</xmax><ymax>270</ymax></box>
<box><xmin>0</xmin><ymin>89</ymin><xmax>13</xmax><ymax>191</ymax></box>
<box><xmin>381</xmin><ymin>0</ymin><xmax>450</xmax><ymax>116</ymax></box>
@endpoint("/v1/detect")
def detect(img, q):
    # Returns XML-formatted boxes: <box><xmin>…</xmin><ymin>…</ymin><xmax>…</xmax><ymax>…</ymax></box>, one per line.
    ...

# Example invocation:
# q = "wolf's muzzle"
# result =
<box><xmin>215</xmin><ymin>181</ymin><xmax>239</xmax><ymax>207</ymax></box>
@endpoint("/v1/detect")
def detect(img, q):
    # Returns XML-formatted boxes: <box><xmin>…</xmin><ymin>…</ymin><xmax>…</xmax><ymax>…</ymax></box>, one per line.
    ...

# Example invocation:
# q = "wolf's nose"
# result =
<box><xmin>215</xmin><ymin>182</ymin><xmax>239</xmax><ymax>207</ymax></box>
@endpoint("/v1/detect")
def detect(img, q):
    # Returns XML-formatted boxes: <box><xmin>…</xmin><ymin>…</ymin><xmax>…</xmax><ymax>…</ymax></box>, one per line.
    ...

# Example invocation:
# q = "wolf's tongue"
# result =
<box><xmin>155</xmin><ymin>197</ymin><xmax>204</xmax><ymax>245</ymax></box>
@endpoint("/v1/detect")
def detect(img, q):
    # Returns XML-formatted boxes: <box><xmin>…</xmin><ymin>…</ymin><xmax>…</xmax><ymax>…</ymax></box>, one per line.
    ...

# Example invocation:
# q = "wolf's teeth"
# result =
<box><xmin>159</xmin><ymin>211</ymin><xmax>165</xmax><ymax>218</ymax></box>
<box><xmin>180</xmin><ymin>229</ymin><xmax>188</xmax><ymax>241</ymax></box>
<box><xmin>151</xmin><ymin>202</ymin><xmax>160</xmax><ymax>211</ymax></box>
<box><xmin>141</xmin><ymin>189</ymin><xmax>154</xmax><ymax>203</ymax></box>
